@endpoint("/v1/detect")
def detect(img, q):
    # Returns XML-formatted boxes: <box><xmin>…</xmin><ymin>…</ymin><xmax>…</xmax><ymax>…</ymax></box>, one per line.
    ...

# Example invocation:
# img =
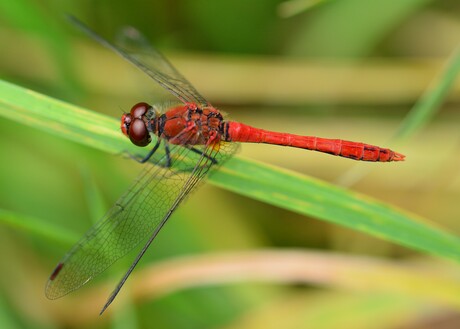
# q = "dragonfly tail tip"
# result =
<box><xmin>393</xmin><ymin>152</ymin><xmax>406</xmax><ymax>161</ymax></box>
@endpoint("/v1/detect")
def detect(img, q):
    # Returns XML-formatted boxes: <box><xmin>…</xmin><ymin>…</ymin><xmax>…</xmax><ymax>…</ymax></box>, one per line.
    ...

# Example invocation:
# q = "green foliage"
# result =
<box><xmin>1</xmin><ymin>1</ymin><xmax>460</xmax><ymax>328</ymax></box>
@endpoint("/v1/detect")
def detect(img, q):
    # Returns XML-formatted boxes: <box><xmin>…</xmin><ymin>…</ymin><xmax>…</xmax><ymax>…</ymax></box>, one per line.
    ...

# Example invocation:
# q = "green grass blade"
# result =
<box><xmin>1</xmin><ymin>79</ymin><xmax>459</xmax><ymax>262</ymax></box>
<box><xmin>212</xmin><ymin>159</ymin><xmax>460</xmax><ymax>261</ymax></box>
<box><xmin>394</xmin><ymin>45</ymin><xmax>460</xmax><ymax>141</ymax></box>
<box><xmin>0</xmin><ymin>79</ymin><xmax>125</xmax><ymax>154</ymax></box>
<box><xmin>0</xmin><ymin>208</ymin><xmax>78</xmax><ymax>245</ymax></box>
<box><xmin>287</xmin><ymin>0</ymin><xmax>432</xmax><ymax>57</ymax></box>
<box><xmin>0</xmin><ymin>1</ymin><xmax>82</xmax><ymax>97</ymax></box>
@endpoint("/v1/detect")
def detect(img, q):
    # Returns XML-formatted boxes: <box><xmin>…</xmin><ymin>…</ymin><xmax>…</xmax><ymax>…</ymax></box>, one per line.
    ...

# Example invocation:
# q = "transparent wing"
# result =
<box><xmin>68</xmin><ymin>15</ymin><xmax>208</xmax><ymax>106</ymax></box>
<box><xmin>45</xmin><ymin>137</ymin><xmax>238</xmax><ymax>299</ymax></box>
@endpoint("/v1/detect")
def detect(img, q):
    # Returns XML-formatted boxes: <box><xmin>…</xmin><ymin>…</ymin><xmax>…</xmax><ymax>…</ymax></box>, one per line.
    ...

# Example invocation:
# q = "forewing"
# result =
<box><xmin>68</xmin><ymin>16</ymin><xmax>208</xmax><ymax>106</ymax></box>
<box><xmin>45</xmin><ymin>138</ymin><xmax>238</xmax><ymax>299</ymax></box>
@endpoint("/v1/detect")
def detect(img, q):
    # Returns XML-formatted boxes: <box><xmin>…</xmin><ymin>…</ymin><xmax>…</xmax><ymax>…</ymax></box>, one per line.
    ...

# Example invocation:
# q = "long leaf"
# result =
<box><xmin>0</xmin><ymin>79</ymin><xmax>459</xmax><ymax>262</ymax></box>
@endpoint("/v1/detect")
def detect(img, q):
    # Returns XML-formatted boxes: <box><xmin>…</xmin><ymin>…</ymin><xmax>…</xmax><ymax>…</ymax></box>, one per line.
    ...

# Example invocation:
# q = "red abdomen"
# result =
<box><xmin>225</xmin><ymin>122</ymin><xmax>404</xmax><ymax>162</ymax></box>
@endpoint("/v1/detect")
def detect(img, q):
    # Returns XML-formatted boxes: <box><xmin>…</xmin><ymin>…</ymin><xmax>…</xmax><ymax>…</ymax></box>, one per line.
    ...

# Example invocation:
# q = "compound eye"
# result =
<box><xmin>129</xmin><ymin>118</ymin><xmax>151</xmax><ymax>147</ymax></box>
<box><xmin>120</xmin><ymin>113</ymin><xmax>132</xmax><ymax>137</ymax></box>
<box><xmin>130</xmin><ymin>102</ymin><xmax>150</xmax><ymax>118</ymax></box>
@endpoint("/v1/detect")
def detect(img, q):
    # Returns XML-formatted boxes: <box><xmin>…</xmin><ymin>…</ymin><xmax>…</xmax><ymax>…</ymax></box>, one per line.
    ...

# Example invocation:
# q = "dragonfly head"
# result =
<box><xmin>121</xmin><ymin>102</ymin><xmax>153</xmax><ymax>147</ymax></box>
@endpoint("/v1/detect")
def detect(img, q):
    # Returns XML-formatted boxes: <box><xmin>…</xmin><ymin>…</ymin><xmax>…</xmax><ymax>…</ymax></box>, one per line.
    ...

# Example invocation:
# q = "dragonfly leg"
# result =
<box><xmin>188</xmin><ymin>146</ymin><xmax>218</xmax><ymax>165</ymax></box>
<box><xmin>145</xmin><ymin>142</ymin><xmax>171</xmax><ymax>168</ymax></box>
<box><xmin>138</xmin><ymin>140</ymin><xmax>173</xmax><ymax>168</ymax></box>
<box><xmin>127</xmin><ymin>139</ymin><xmax>161</xmax><ymax>164</ymax></box>
<box><xmin>164</xmin><ymin>143</ymin><xmax>172</xmax><ymax>167</ymax></box>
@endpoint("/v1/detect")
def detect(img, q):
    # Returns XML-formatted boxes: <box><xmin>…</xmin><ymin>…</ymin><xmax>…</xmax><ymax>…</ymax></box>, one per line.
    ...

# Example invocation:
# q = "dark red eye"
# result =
<box><xmin>121</xmin><ymin>103</ymin><xmax>152</xmax><ymax>146</ymax></box>
<box><xmin>129</xmin><ymin>118</ymin><xmax>151</xmax><ymax>147</ymax></box>
<box><xmin>130</xmin><ymin>102</ymin><xmax>150</xmax><ymax>118</ymax></box>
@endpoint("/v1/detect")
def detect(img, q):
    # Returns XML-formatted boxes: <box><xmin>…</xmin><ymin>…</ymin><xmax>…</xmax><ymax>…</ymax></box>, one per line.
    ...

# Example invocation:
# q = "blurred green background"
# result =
<box><xmin>1</xmin><ymin>0</ymin><xmax>460</xmax><ymax>328</ymax></box>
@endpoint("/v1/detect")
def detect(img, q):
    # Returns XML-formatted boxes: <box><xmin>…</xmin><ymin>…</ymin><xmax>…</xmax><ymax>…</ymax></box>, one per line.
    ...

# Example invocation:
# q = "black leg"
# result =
<box><xmin>189</xmin><ymin>147</ymin><xmax>218</xmax><ymax>164</ymax></box>
<box><xmin>129</xmin><ymin>140</ymin><xmax>173</xmax><ymax>168</ymax></box>
<box><xmin>131</xmin><ymin>139</ymin><xmax>161</xmax><ymax>164</ymax></box>
<box><xmin>164</xmin><ymin>144</ymin><xmax>172</xmax><ymax>167</ymax></box>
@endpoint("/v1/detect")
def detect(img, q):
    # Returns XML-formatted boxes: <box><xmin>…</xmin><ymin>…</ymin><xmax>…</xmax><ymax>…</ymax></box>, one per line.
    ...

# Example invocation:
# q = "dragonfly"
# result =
<box><xmin>46</xmin><ymin>16</ymin><xmax>405</xmax><ymax>315</ymax></box>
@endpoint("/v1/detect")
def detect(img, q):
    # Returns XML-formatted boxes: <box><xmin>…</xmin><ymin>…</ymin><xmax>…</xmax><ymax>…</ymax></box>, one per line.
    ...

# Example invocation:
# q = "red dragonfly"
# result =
<box><xmin>46</xmin><ymin>16</ymin><xmax>405</xmax><ymax>314</ymax></box>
